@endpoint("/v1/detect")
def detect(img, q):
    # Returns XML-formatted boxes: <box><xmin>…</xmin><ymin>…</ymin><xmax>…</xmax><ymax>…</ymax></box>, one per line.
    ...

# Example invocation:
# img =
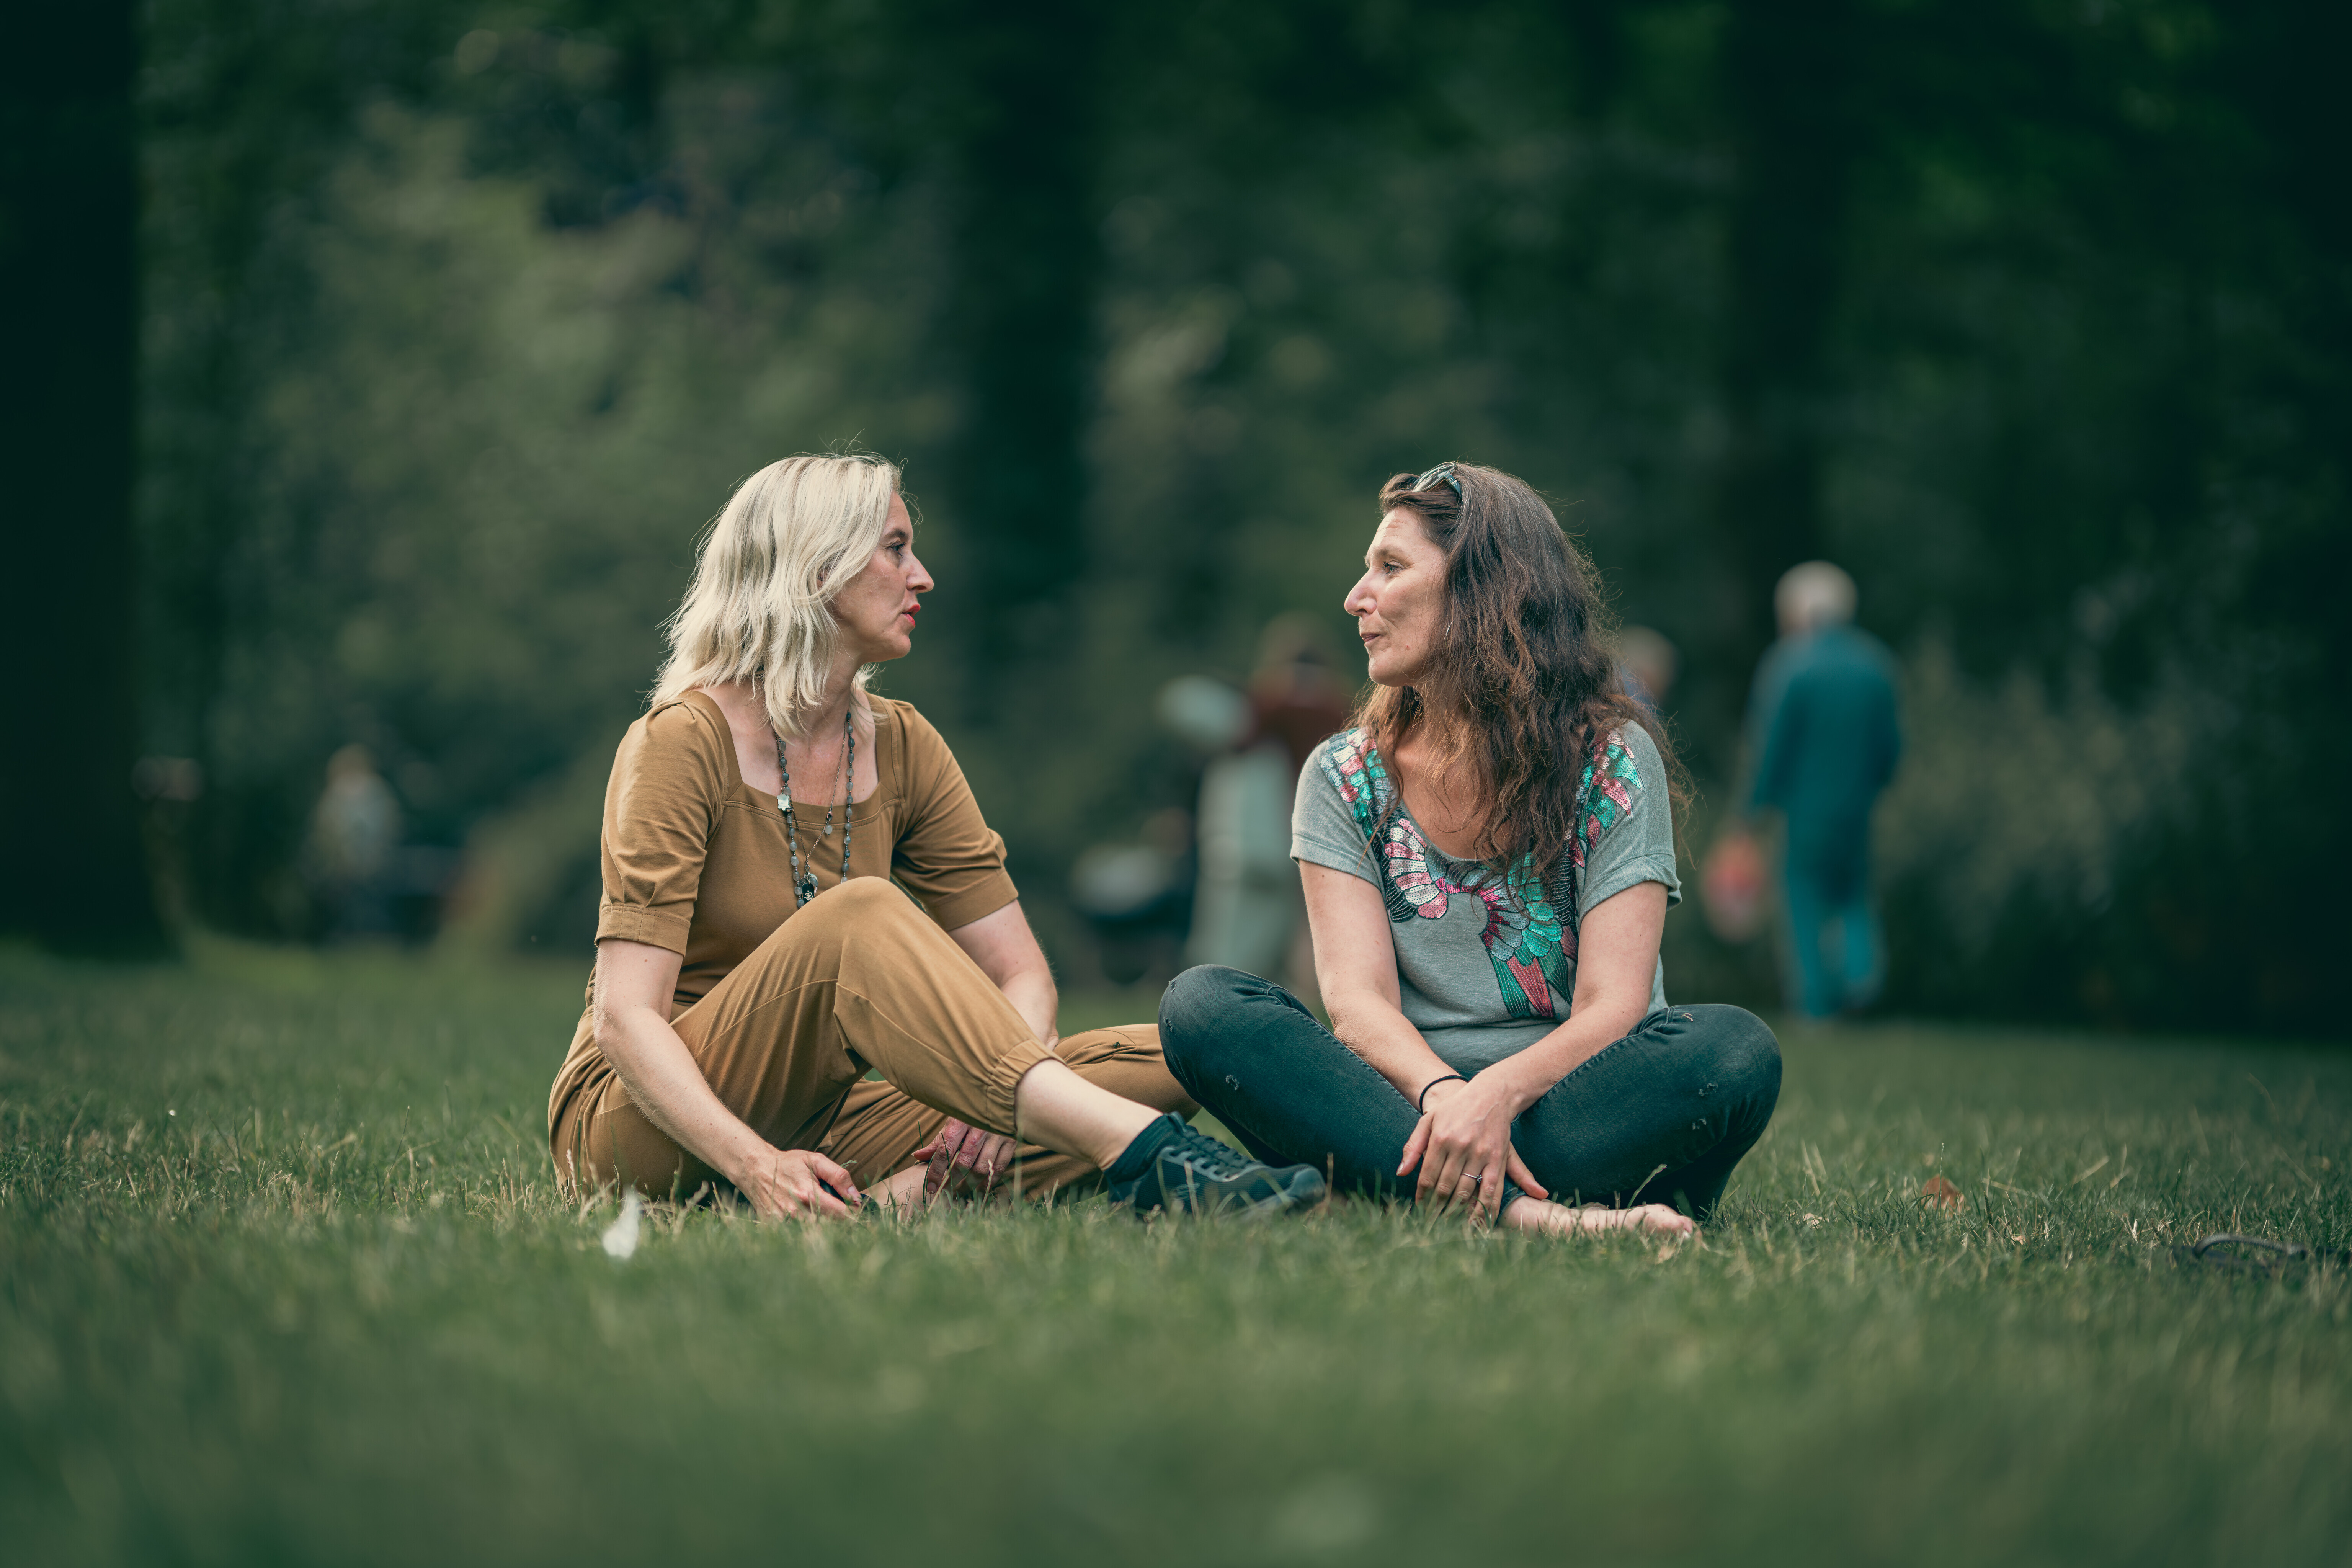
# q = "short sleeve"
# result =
<box><xmin>886</xmin><ymin>702</ymin><xmax>1020</xmax><ymax>929</ymax></box>
<box><xmin>1291</xmin><ymin>736</ymin><xmax>1382</xmax><ymax>882</ymax></box>
<box><xmin>595</xmin><ymin>701</ymin><xmax>728</xmax><ymax>953</ymax></box>
<box><xmin>1575</xmin><ymin>725</ymin><xmax>1682</xmax><ymax>920</ymax></box>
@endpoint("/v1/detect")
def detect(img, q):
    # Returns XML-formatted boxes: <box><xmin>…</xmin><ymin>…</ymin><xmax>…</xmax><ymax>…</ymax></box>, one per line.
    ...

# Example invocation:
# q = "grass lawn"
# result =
<box><xmin>2</xmin><ymin>941</ymin><xmax>2347</xmax><ymax>1567</ymax></box>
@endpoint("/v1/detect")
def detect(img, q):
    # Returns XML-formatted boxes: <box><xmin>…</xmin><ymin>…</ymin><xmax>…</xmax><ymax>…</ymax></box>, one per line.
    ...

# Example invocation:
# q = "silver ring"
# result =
<box><xmin>1463</xmin><ymin>1170</ymin><xmax>1483</xmax><ymax>1185</ymax></box>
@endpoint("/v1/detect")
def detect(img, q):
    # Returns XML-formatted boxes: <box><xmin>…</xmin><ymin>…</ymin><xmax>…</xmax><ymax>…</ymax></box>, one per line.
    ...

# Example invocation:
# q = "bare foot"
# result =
<box><xmin>866</xmin><ymin>1165</ymin><xmax>931</xmax><ymax>1215</ymax></box>
<box><xmin>1501</xmin><ymin>1197</ymin><xmax>1695</xmax><ymax>1241</ymax></box>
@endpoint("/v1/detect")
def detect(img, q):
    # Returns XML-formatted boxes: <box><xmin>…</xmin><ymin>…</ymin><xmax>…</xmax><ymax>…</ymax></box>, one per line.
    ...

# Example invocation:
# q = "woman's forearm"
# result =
<box><xmin>944</xmin><ymin>901</ymin><xmax>1060</xmax><ymax>1049</ymax></box>
<box><xmin>1000</xmin><ymin>966</ymin><xmax>1059</xmax><ymax>1049</ymax></box>
<box><xmin>1326</xmin><ymin>994</ymin><xmax>1461</xmax><ymax>1107</ymax></box>
<box><xmin>597</xmin><ymin>1006</ymin><xmax>772</xmax><ymax>1184</ymax></box>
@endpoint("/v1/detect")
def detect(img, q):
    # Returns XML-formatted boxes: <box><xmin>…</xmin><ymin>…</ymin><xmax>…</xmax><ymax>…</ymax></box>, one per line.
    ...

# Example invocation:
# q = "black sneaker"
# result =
<box><xmin>1106</xmin><ymin>1116</ymin><xmax>1326</xmax><ymax>1219</ymax></box>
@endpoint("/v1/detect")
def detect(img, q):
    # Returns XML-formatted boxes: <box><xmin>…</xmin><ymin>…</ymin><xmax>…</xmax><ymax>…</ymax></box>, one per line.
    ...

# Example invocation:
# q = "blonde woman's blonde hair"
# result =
<box><xmin>651</xmin><ymin>452</ymin><xmax>902</xmax><ymax>739</ymax></box>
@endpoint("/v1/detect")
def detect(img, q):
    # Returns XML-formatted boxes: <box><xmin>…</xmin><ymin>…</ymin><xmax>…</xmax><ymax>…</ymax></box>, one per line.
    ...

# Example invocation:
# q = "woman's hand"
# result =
<box><xmin>1398</xmin><ymin>1076</ymin><xmax>1548</xmax><ymax>1224</ymax></box>
<box><xmin>911</xmin><ymin>1118</ymin><xmax>1020</xmax><ymax>1200</ymax></box>
<box><xmin>733</xmin><ymin>1145</ymin><xmax>862</xmax><ymax>1221</ymax></box>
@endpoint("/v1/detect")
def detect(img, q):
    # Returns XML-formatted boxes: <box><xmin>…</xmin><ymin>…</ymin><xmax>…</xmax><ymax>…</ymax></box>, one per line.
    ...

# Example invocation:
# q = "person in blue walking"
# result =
<box><xmin>1744</xmin><ymin>562</ymin><xmax>1902</xmax><ymax>1019</ymax></box>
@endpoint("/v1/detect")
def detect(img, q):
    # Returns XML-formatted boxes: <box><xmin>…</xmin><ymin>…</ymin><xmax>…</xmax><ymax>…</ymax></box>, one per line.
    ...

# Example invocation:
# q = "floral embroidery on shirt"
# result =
<box><xmin>1318</xmin><ymin>728</ymin><xmax>1643</xmax><ymax>1021</ymax></box>
<box><xmin>1570</xmin><ymin>736</ymin><xmax>1640</xmax><ymax>877</ymax></box>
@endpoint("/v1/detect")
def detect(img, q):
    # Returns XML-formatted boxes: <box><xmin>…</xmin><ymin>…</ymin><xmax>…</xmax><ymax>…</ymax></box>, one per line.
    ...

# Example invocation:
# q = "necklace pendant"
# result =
<box><xmin>796</xmin><ymin>873</ymin><xmax>818</xmax><ymax>904</ymax></box>
<box><xmin>777</xmin><ymin>792</ymin><xmax>789</xmax><ymax>811</ymax></box>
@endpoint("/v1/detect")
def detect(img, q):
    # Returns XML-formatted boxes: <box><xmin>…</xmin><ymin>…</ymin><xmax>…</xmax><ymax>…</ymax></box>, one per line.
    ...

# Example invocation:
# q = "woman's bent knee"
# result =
<box><xmin>812</xmin><ymin>875</ymin><xmax>914</xmax><ymax>924</ymax></box>
<box><xmin>1157</xmin><ymin>965</ymin><xmax>1254</xmax><ymax>1064</ymax></box>
<box><xmin>751</xmin><ymin>876</ymin><xmax>933</xmax><ymax>961</ymax></box>
<box><xmin>1690</xmin><ymin>1004</ymin><xmax>1781</xmax><ymax>1099</ymax></box>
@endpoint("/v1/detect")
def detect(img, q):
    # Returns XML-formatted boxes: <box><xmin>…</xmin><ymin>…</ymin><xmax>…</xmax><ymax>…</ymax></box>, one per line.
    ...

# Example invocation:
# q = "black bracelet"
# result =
<box><xmin>1416</xmin><ymin>1074</ymin><xmax>1467</xmax><ymax>1112</ymax></box>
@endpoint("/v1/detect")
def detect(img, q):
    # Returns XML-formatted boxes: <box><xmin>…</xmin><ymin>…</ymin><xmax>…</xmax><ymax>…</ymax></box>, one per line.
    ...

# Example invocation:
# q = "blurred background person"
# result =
<box><xmin>1616</xmin><ymin>625</ymin><xmax>1679</xmax><ymax>716</ymax></box>
<box><xmin>1067</xmin><ymin>806</ymin><xmax>1195</xmax><ymax>987</ymax></box>
<box><xmin>304</xmin><ymin>744</ymin><xmax>402</xmax><ymax>942</ymax></box>
<box><xmin>1741</xmin><ymin>562</ymin><xmax>1902</xmax><ymax>1020</ymax></box>
<box><xmin>1161</xmin><ymin>616</ymin><xmax>1350</xmax><ymax>1006</ymax></box>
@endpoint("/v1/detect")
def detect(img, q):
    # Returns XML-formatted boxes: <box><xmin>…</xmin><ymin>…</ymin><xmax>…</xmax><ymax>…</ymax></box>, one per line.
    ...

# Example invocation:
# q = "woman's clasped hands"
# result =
<box><xmin>1399</xmin><ymin>1073</ymin><xmax>1547</xmax><ymax>1225</ymax></box>
<box><xmin>910</xmin><ymin>1117</ymin><xmax>1020</xmax><ymax>1200</ymax></box>
<box><xmin>728</xmin><ymin>1117</ymin><xmax>1019</xmax><ymax>1222</ymax></box>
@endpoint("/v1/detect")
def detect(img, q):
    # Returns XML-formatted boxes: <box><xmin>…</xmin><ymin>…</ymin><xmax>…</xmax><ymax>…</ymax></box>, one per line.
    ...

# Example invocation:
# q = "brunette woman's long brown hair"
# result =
<box><xmin>1356</xmin><ymin>462</ymin><xmax>1684</xmax><ymax>876</ymax></box>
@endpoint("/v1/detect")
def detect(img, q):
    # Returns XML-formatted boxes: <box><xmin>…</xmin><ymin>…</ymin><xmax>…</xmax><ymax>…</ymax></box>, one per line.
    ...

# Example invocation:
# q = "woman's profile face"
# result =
<box><xmin>1344</xmin><ymin>507</ymin><xmax>1446</xmax><ymax>688</ymax></box>
<box><xmin>830</xmin><ymin>492</ymin><xmax>932</xmax><ymax>664</ymax></box>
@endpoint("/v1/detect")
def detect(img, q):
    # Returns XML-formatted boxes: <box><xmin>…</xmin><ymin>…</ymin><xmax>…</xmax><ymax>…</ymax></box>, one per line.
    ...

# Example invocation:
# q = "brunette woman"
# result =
<box><xmin>549</xmin><ymin>452</ymin><xmax>1325</xmax><ymax>1219</ymax></box>
<box><xmin>1160</xmin><ymin>463</ymin><xmax>1779</xmax><ymax>1236</ymax></box>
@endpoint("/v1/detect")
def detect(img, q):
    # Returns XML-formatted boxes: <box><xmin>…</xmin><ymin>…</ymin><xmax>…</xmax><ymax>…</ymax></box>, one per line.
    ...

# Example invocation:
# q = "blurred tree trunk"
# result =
<box><xmin>1702</xmin><ymin>0</ymin><xmax>1857</xmax><ymax>766</ymax></box>
<box><xmin>934</xmin><ymin>0</ymin><xmax>1103</xmax><ymax>698</ymax></box>
<box><xmin>0</xmin><ymin>0</ymin><xmax>168</xmax><ymax>955</ymax></box>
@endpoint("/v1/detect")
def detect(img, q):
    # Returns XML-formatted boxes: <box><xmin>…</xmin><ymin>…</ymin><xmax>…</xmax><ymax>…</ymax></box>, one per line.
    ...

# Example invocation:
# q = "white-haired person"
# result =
<box><xmin>548</xmin><ymin>453</ymin><xmax>1326</xmax><ymax>1219</ymax></box>
<box><xmin>1743</xmin><ymin>561</ymin><xmax>1903</xmax><ymax>1019</ymax></box>
<box><xmin>1160</xmin><ymin>463</ymin><xmax>1780</xmax><ymax>1236</ymax></box>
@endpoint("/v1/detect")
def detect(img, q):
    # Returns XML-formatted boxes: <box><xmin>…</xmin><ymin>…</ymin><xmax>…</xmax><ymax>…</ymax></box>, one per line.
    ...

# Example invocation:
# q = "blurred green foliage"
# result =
<box><xmin>134</xmin><ymin>0</ymin><xmax>2349</xmax><ymax>1029</ymax></box>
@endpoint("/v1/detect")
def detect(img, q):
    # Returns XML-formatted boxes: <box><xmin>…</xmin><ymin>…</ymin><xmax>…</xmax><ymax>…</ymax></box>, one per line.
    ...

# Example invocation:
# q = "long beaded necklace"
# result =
<box><xmin>776</xmin><ymin>709</ymin><xmax>854</xmax><ymax>907</ymax></box>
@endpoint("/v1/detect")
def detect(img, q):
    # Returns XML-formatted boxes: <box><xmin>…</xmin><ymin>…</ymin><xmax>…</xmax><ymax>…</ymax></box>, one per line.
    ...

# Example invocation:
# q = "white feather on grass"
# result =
<box><xmin>601</xmin><ymin>1190</ymin><xmax>642</xmax><ymax>1260</ymax></box>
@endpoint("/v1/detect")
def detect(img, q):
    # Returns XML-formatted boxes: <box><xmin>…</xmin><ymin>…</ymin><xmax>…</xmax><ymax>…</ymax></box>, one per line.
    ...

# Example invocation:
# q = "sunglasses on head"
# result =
<box><xmin>1411</xmin><ymin>462</ymin><xmax>1462</xmax><ymax>497</ymax></box>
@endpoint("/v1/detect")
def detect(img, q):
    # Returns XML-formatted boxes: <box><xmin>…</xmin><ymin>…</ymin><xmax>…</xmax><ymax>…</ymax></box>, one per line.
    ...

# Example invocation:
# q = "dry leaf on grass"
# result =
<box><xmin>1920</xmin><ymin>1176</ymin><xmax>1965</xmax><ymax>1212</ymax></box>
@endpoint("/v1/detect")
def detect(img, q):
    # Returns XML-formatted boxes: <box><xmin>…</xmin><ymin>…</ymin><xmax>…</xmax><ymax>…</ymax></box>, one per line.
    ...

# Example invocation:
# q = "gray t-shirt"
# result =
<box><xmin>1292</xmin><ymin>725</ymin><xmax>1681</xmax><ymax>1074</ymax></box>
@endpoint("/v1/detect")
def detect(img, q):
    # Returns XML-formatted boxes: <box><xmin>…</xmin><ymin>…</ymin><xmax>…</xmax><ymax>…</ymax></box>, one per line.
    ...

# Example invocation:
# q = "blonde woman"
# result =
<box><xmin>549</xmin><ymin>453</ymin><xmax>1326</xmax><ymax>1219</ymax></box>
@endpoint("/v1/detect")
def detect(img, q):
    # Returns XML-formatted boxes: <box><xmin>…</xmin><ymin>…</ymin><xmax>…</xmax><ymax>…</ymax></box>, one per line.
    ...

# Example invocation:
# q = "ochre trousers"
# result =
<box><xmin>549</xmin><ymin>878</ymin><xmax>1193</xmax><ymax>1202</ymax></box>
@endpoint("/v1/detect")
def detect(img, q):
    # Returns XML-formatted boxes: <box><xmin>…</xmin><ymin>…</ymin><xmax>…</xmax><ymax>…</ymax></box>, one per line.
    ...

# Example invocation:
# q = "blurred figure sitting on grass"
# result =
<box><xmin>548</xmin><ymin>452</ymin><xmax>1326</xmax><ymax>1221</ymax></box>
<box><xmin>1742</xmin><ymin>561</ymin><xmax>1903</xmax><ymax>1020</ymax></box>
<box><xmin>305</xmin><ymin>744</ymin><xmax>401</xmax><ymax>942</ymax></box>
<box><xmin>1161</xmin><ymin>462</ymin><xmax>1782</xmax><ymax>1238</ymax></box>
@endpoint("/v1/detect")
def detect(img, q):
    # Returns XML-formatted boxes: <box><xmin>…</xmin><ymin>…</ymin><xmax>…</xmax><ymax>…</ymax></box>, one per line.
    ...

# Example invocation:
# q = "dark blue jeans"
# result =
<box><xmin>1159</xmin><ymin>966</ymin><xmax>1781</xmax><ymax>1221</ymax></box>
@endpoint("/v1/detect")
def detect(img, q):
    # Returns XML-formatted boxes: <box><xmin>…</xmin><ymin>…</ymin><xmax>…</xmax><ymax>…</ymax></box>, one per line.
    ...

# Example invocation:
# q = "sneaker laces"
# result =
<box><xmin>1165</xmin><ymin>1127</ymin><xmax>1256</xmax><ymax>1179</ymax></box>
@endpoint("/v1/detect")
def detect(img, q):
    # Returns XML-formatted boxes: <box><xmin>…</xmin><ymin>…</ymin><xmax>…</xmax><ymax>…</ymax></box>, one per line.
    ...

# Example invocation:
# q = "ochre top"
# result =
<box><xmin>548</xmin><ymin>689</ymin><xmax>1018</xmax><ymax>1129</ymax></box>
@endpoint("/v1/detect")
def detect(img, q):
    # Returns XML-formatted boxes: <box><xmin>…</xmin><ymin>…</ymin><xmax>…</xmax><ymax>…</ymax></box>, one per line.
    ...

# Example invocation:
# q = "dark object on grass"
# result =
<box><xmin>2174</xmin><ymin>1234</ymin><xmax>2352</xmax><ymax>1278</ymax></box>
